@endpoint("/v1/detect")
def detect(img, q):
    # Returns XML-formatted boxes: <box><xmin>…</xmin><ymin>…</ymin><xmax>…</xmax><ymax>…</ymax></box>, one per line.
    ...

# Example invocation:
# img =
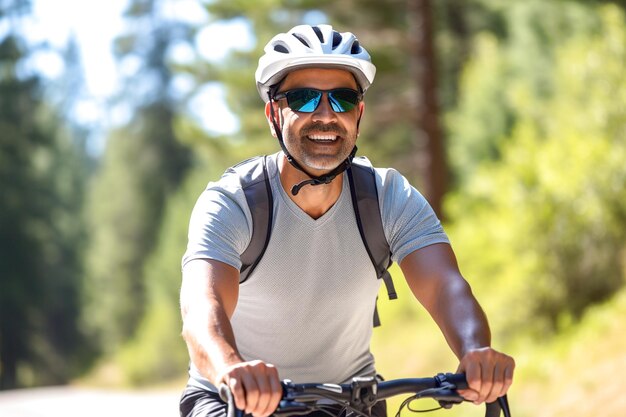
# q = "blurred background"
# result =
<box><xmin>1</xmin><ymin>0</ymin><xmax>625</xmax><ymax>416</ymax></box>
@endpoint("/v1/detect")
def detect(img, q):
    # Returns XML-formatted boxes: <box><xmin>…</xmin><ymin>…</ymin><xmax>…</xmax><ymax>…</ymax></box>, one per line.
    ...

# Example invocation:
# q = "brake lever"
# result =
<box><xmin>218</xmin><ymin>384</ymin><xmax>244</xmax><ymax>417</ymax></box>
<box><xmin>274</xmin><ymin>400</ymin><xmax>315</xmax><ymax>416</ymax></box>
<box><xmin>432</xmin><ymin>388</ymin><xmax>465</xmax><ymax>409</ymax></box>
<box><xmin>485</xmin><ymin>395</ymin><xmax>511</xmax><ymax>417</ymax></box>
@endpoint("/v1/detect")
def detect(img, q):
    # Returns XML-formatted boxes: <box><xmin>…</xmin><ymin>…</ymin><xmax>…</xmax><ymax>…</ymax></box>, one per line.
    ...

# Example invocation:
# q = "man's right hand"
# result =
<box><xmin>217</xmin><ymin>360</ymin><xmax>283</xmax><ymax>417</ymax></box>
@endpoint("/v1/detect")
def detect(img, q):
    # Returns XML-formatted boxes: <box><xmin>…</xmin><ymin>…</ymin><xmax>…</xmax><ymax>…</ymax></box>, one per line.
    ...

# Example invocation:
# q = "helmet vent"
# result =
<box><xmin>350</xmin><ymin>41</ymin><xmax>361</xmax><ymax>54</ymax></box>
<box><xmin>332</xmin><ymin>31</ymin><xmax>342</xmax><ymax>49</ymax></box>
<box><xmin>312</xmin><ymin>26</ymin><xmax>324</xmax><ymax>43</ymax></box>
<box><xmin>274</xmin><ymin>44</ymin><xmax>289</xmax><ymax>53</ymax></box>
<box><xmin>292</xmin><ymin>33</ymin><xmax>310</xmax><ymax>48</ymax></box>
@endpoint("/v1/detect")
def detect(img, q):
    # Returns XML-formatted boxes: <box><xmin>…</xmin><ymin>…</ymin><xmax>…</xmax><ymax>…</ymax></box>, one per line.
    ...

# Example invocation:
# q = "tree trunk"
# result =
<box><xmin>406</xmin><ymin>0</ymin><xmax>447</xmax><ymax>219</ymax></box>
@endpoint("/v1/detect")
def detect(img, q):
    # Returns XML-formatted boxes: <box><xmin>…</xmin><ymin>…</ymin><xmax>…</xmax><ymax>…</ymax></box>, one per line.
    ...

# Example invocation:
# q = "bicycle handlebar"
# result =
<box><xmin>219</xmin><ymin>373</ymin><xmax>511</xmax><ymax>417</ymax></box>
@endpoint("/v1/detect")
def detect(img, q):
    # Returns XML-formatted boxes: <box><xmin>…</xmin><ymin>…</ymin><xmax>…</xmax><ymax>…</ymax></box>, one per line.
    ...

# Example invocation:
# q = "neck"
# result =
<box><xmin>277</xmin><ymin>153</ymin><xmax>344</xmax><ymax>219</ymax></box>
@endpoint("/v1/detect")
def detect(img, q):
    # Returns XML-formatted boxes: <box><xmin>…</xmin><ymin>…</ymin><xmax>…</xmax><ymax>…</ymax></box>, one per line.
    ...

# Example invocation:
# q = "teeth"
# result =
<box><xmin>308</xmin><ymin>135</ymin><xmax>337</xmax><ymax>141</ymax></box>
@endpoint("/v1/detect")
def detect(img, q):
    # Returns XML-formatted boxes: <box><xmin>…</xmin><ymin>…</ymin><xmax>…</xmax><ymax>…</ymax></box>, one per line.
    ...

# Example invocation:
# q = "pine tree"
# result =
<box><xmin>82</xmin><ymin>0</ymin><xmax>193</xmax><ymax>352</ymax></box>
<box><xmin>0</xmin><ymin>1</ymin><xmax>89</xmax><ymax>388</ymax></box>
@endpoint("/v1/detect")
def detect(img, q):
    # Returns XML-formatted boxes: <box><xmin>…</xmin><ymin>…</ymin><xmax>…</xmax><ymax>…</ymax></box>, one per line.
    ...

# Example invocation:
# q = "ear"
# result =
<box><xmin>356</xmin><ymin>101</ymin><xmax>365</xmax><ymax>135</ymax></box>
<box><xmin>265</xmin><ymin>101</ymin><xmax>280</xmax><ymax>138</ymax></box>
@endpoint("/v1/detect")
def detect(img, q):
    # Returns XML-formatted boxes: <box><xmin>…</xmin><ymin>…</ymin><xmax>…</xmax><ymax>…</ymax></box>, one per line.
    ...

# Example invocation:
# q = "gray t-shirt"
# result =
<box><xmin>183</xmin><ymin>153</ymin><xmax>448</xmax><ymax>389</ymax></box>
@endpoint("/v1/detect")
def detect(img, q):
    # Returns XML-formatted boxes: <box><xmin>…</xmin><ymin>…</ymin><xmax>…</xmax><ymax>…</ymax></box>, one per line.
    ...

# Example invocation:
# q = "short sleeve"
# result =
<box><xmin>182</xmin><ymin>182</ymin><xmax>252</xmax><ymax>270</ymax></box>
<box><xmin>377</xmin><ymin>168</ymin><xmax>449</xmax><ymax>264</ymax></box>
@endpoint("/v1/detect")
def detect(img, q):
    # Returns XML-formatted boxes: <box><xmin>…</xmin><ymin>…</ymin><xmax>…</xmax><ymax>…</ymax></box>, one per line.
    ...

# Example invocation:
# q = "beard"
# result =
<box><xmin>282</xmin><ymin>121</ymin><xmax>356</xmax><ymax>172</ymax></box>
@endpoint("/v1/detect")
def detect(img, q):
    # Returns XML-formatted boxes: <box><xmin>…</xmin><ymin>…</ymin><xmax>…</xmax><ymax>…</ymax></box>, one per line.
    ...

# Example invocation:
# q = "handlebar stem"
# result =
<box><xmin>350</xmin><ymin>377</ymin><xmax>378</xmax><ymax>411</ymax></box>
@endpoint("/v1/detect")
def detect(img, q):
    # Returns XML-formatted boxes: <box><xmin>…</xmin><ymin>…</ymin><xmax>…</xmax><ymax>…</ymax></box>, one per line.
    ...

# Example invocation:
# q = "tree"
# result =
<box><xmin>406</xmin><ymin>0</ymin><xmax>447</xmax><ymax>217</ymax></box>
<box><xmin>446</xmin><ymin>2</ymin><xmax>626</xmax><ymax>336</ymax></box>
<box><xmin>0</xmin><ymin>2</ymin><xmax>89</xmax><ymax>388</ymax></box>
<box><xmin>82</xmin><ymin>0</ymin><xmax>193</xmax><ymax>353</ymax></box>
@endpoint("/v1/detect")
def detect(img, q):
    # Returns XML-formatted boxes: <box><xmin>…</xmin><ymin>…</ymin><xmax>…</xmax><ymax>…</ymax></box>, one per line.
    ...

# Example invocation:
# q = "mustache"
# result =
<box><xmin>300</xmin><ymin>122</ymin><xmax>347</xmax><ymax>138</ymax></box>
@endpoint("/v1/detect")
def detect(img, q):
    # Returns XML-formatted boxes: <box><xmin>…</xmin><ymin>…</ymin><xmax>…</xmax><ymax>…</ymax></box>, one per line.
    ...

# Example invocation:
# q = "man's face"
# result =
<box><xmin>267</xmin><ymin>68</ymin><xmax>364</xmax><ymax>175</ymax></box>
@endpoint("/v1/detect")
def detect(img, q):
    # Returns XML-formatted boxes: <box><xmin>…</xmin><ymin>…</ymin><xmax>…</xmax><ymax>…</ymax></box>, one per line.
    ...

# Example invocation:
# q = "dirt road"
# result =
<box><xmin>0</xmin><ymin>386</ymin><xmax>181</xmax><ymax>417</ymax></box>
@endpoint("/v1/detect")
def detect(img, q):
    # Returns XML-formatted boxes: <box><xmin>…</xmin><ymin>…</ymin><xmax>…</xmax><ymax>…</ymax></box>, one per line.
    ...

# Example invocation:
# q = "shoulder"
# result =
<box><xmin>194</xmin><ymin>157</ymin><xmax>270</xmax><ymax>225</ymax></box>
<box><xmin>357</xmin><ymin>159</ymin><xmax>448</xmax><ymax>263</ymax></box>
<box><xmin>184</xmin><ymin>157</ymin><xmax>273</xmax><ymax>269</ymax></box>
<box><xmin>218</xmin><ymin>153</ymin><xmax>280</xmax><ymax>193</ymax></box>
<box><xmin>196</xmin><ymin>154</ymin><xmax>281</xmax><ymax>224</ymax></box>
<box><xmin>204</xmin><ymin>154</ymin><xmax>274</xmax><ymax>197</ymax></box>
<box><xmin>224</xmin><ymin>156</ymin><xmax>268</xmax><ymax>186</ymax></box>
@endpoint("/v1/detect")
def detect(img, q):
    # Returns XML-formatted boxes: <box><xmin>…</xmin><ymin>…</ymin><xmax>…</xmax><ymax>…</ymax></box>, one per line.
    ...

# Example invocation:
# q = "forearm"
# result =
<box><xmin>181</xmin><ymin>300</ymin><xmax>243</xmax><ymax>385</ymax></box>
<box><xmin>180</xmin><ymin>259</ymin><xmax>242</xmax><ymax>385</ymax></box>
<box><xmin>181</xmin><ymin>261</ymin><xmax>282</xmax><ymax>415</ymax></box>
<box><xmin>431</xmin><ymin>277</ymin><xmax>491</xmax><ymax>360</ymax></box>
<box><xmin>400</xmin><ymin>244</ymin><xmax>491</xmax><ymax>359</ymax></box>
<box><xmin>401</xmin><ymin>244</ymin><xmax>514</xmax><ymax>404</ymax></box>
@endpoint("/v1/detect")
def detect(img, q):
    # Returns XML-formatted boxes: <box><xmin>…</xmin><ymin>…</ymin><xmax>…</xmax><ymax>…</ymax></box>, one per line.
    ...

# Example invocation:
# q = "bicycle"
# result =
<box><xmin>219</xmin><ymin>372</ymin><xmax>511</xmax><ymax>417</ymax></box>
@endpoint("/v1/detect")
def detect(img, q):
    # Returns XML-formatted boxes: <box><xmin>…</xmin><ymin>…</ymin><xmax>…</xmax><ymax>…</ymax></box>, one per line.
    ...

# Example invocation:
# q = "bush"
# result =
<box><xmin>445</xmin><ymin>4</ymin><xmax>626</xmax><ymax>337</ymax></box>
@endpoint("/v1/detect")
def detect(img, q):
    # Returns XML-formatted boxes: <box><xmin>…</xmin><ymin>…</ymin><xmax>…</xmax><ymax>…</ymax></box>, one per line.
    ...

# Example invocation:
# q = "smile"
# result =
<box><xmin>307</xmin><ymin>134</ymin><xmax>338</xmax><ymax>142</ymax></box>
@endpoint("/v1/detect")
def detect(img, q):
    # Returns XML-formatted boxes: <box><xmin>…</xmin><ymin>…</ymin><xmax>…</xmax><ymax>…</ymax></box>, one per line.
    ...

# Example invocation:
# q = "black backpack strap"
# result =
<box><xmin>347</xmin><ymin>161</ymin><xmax>396</xmax><ymax>326</ymax></box>
<box><xmin>230</xmin><ymin>156</ymin><xmax>273</xmax><ymax>283</ymax></box>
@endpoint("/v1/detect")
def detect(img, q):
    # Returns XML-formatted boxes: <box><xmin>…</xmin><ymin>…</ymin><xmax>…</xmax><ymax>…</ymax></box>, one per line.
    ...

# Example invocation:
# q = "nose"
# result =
<box><xmin>311</xmin><ymin>92</ymin><xmax>338</xmax><ymax>122</ymax></box>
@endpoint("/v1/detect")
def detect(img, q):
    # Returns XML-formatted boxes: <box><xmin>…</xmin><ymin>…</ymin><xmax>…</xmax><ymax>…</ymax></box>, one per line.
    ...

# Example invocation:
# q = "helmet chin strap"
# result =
<box><xmin>289</xmin><ymin>146</ymin><xmax>357</xmax><ymax>195</ymax></box>
<box><xmin>269</xmin><ymin>99</ymin><xmax>358</xmax><ymax>196</ymax></box>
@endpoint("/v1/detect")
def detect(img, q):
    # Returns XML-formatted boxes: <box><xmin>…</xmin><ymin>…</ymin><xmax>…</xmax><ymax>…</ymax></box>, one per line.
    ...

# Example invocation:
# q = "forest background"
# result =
<box><xmin>1</xmin><ymin>1</ymin><xmax>625</xmax><ymax>416</ymax></box>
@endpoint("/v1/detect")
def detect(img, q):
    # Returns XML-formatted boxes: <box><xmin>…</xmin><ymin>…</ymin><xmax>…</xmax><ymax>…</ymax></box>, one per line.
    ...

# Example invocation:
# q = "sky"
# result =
<box><xmin>24</xmin><ymin>0</ymin><xmax>256</xmax><ymax>152</ymax></box>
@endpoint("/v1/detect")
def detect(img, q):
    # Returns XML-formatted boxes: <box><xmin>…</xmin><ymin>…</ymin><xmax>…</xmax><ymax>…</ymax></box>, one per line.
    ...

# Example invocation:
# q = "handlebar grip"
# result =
<box><xmin>440</xmin><ymin>374</ymin><xmax>510</xmax><ymax>417</ymax></box>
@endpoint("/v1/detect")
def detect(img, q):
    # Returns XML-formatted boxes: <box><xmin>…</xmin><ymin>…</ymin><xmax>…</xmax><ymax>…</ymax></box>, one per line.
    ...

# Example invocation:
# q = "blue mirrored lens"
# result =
<box><xmin>286</xmin><ymin>90</ymin><xmax>322</xmax><ymax>112</ymax></box>
<box><xmin>328</xmin><ymin>90</ymin><xmax>359</xmax><ymax>112</ymax></box>
<box><xmin>282</xmin><ymin>89</ymin><xmax>360</xmax><ymax>113</ymax></box>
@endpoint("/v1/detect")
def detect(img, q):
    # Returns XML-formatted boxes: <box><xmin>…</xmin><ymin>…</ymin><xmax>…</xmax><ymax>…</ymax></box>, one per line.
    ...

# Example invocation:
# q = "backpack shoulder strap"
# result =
<box><xmin>347</xmin><ymin>158</ymin><xmax>397</xmax><ymax>326</ymax></box>
<box><xmin>228</xmin><ymin>156</ymin><xmax>273</xmax><ymax>283</ymax></box>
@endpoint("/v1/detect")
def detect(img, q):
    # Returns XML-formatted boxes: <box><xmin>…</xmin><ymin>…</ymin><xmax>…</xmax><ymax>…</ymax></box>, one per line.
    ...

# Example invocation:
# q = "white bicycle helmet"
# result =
<box><xmin>255</xmin><ymin>24</ymin><xmax>376</xmax><ymax>102</ymax></box>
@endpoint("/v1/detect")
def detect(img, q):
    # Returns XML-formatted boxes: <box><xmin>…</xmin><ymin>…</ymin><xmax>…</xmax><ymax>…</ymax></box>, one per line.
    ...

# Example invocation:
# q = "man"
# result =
<box><xmin>179</xmin><ymin>24</ymin><xmax>514</xmax><ymax>417</ymax></box>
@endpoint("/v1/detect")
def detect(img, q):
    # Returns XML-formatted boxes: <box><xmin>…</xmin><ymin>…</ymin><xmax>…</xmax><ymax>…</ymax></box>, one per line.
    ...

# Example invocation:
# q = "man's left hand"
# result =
<box><xmin>456</xmin><ymin>347</ymin><xmax>515</xmax><ymax>404</ymax></box>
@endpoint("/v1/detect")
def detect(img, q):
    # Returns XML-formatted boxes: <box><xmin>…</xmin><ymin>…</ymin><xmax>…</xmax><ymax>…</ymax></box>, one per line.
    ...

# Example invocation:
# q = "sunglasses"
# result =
<box><xmin>273</xmin><ymin>88</ymin><xmax>362</xmax><ymax>113</ymax></box>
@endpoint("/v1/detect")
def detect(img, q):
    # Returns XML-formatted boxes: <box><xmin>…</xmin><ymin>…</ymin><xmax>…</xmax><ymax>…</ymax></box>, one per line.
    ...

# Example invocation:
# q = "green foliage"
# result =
<box><xmin>113</xmin><ymin>148</ymin><xmax>240</xmax><ymax>385</ymax></box>
<box><xmin>0</xmin><ymin>32</ymin><xmax>89</xmax><ymax>388</ymax></box>
<box><xmin>116</xmin><ymin>298</ymin><xmax>188</xmax><ymax>385</ymax></box>
<box><xmin>446</xmin><ymin>0</ymin><xmax>601</xmax><ymax>184</ymax></box>
<box><xmin>375</xmin><ymin>269</ymin><xmax>626</xmax><ymax>417</ymax></box>
<box><xmin>446</xmin><ymin>4</ymin><xmax>626</xmax><ymax>336</ymax></box>
<box><xmin>119</xmin><ymin>167</ymin><xmax>220</xmax><ymax>385</ymax></box>
<box><xmin>81</xmin><ymin>0</ymin><xmax>193</xmax><ymax>354</ymax></box>
<box><xmin>83</xmin><ymin>127</ymin><xmax>153</xmax><ymax>349</ymax></box>
<box><xmin>372</xmin><ymin>265</ymin><xmax>458</xmax><ymax>377</ymax></box>
<box><xmin>501</xmin><ymin>286</ymin><xmax>626</xmax><ymax>417</ymax></box>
